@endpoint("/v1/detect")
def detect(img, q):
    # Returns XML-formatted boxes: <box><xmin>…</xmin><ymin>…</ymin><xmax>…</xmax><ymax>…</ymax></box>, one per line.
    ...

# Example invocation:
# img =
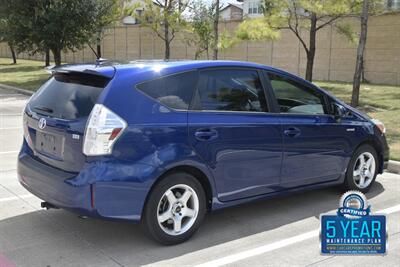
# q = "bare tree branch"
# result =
<box><xmin>286</xmin><ymin>1</ymin><xmax>308</xmax><ymax>53</ymax></box>
<box><xmin>316</xmin><ymin>15</ymin><xmax>341</xmax><ymax>31</ymax></box>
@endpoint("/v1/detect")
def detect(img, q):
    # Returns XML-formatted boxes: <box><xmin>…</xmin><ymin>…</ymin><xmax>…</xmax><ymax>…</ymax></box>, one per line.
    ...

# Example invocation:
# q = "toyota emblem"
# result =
<box><xmin>38</xmin><ymin>118</ymin><xmax>46</xmax><ymax>130</ymax></box>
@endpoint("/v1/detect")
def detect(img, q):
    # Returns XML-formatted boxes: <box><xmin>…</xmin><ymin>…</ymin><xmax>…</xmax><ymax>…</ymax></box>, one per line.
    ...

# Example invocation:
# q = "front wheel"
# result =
<box><xmin>142</xmin><ymin>172</ymin><xmax>206</xmax><ymax>245</ymax></box>
<box><xmin>344</xmin><ymin>144</ymin><xmax>378</xmax><ymax>193</ymax></box>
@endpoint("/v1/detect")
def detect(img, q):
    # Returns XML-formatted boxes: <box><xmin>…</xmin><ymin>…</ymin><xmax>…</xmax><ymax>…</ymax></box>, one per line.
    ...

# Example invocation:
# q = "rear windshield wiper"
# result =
<box><xmin>33</xmin><ymin>105</ymin><xmax>54</xmax><ymax>114</ymax></box>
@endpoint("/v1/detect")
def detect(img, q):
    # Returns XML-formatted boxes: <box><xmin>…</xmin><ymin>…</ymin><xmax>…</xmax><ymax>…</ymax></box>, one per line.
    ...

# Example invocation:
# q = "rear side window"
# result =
<box><xmin>196</xmin><ymin>69</ymin><xmax>268</xmax><ymax>112</ymax></box>
<box><xmin>136</xmin><ymin>71</ymin><xmax>197</xmax><ymax>110</ymax></box>
<box><xmin>29</xmin><ymin>72</ymin><xmax>109</xmax><ymax>120</ymax></box>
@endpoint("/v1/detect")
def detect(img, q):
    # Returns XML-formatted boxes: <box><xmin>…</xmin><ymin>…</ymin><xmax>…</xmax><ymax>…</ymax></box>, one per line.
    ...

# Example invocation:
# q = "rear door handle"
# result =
<box><xmin>194</xmin><ymin>128</ymin><xmax>218</xmax><ymax>141</ymax></box>
<box><xmin>284</xmin><ymin>127</ymin><xmax>301</xmax><ymax>138</ymax></box>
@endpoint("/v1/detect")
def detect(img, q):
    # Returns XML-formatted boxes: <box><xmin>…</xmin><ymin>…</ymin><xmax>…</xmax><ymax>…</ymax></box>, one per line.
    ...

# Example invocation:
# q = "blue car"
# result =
<box><xmin>18</xmin><ymin>60</ymin><xmax>389</xmax><ymax>244</ymax></box>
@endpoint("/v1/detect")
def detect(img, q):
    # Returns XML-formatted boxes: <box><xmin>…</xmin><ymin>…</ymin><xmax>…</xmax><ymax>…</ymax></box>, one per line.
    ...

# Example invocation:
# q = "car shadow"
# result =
<box><xmin>0</xmin><ymin>182</ymin><xmax>385</xmax><ymax>266</ymax></box>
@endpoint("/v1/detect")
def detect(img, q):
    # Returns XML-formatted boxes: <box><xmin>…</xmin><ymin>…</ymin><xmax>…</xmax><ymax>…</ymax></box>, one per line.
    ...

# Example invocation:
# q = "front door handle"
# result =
<box><xmin>194</xmin><ymin>128</ymin><xmax>218</xmax><ymax>141</ymax></box>
<box><xmin>284</xmin><ymin>127</ymin><xmax>301</xmax><ymax>138</ymax></box>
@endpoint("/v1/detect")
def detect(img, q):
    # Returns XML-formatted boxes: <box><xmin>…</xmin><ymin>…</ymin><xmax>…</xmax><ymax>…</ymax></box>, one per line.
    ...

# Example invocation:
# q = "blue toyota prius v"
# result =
<box><xmin>18</xmin><ymin>60</ymin><xmax>389</xmax><ymax>244</ymax></box>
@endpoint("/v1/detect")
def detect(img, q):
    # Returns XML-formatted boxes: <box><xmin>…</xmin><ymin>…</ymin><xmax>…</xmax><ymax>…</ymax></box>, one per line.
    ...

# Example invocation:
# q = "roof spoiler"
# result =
<box><xmin>45</xmin><ymin>60</ymin><xmax>116</xmax><ymax>79</ymax></box>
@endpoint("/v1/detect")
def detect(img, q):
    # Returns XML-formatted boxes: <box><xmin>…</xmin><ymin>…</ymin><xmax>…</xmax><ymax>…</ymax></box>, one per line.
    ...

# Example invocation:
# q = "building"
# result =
<box><xmin>240</xmin><ymin>0</ymin><xmax>400</xmax><ymax>19</ymax></box>
<box><xmin>121</xmin><ymin>0</ymin><xmax>148</xmax><ymax>25</ymax></box>
<box><xmin>240</xmin><ymin>0</ymin><xmax>263</xmax><ymax>19</ymax></box>
<box><xmin>387</xmin><ymin>0</ymin><xmax>400</xmax><ymax>10</ymax></box>
<box><xmin>220</xmin><ymin>3</ymin><xmax>243</xmax><ymax>21</ymax></box>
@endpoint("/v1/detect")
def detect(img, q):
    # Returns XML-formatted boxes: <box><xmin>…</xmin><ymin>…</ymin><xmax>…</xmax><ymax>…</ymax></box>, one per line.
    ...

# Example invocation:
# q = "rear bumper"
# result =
<box><xmin>18</xmin><ymin>149</ymin><xmax>158</xmax><ymax>222</ymax></box>
<box><xmin>18</xmin><ymin>152</ymin><xmax>97</xmax><ymax>217</ymax></box>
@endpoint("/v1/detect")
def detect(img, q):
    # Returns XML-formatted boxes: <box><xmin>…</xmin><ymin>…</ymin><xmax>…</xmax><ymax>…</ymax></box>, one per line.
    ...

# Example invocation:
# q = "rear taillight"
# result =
<box><xmin>83</xmin><ymin>104</ymin><xmax>127</xmax><ymax>156</ymax></box>
<box><xmin>23</xmin><ymin>111</ymin><xmax>33</xmax><ymax>148</ymax></box>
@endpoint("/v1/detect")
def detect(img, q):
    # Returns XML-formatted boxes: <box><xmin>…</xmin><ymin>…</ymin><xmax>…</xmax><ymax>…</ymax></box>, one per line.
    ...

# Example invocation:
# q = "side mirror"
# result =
<box><xmin>333</xmin><ymin>103</ymin><xmax>347</xmax><ymax>121</ymax></box>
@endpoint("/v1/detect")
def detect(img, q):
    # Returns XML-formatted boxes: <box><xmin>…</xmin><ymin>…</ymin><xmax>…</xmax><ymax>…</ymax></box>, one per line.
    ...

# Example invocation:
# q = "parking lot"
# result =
<box><xmin>0</xmin><ymin>87</ymin><xmax>399</xmax><ymax>267</ymax></box>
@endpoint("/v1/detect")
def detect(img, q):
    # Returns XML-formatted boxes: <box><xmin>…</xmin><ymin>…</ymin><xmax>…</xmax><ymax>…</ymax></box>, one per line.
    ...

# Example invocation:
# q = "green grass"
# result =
<box><xmin>0</xmin><ymin>58</ymin><xmax>50</xmax><ymax>91</ymax></box>
<box><xmin>0</xmin><ymin>58</ymin><xmax>398</xmax><ymax>160</ymax></box>
<box><xmin>315</xmin><ymin>81</ymin><xmax>400</xmax><ymax>161</ymax></box>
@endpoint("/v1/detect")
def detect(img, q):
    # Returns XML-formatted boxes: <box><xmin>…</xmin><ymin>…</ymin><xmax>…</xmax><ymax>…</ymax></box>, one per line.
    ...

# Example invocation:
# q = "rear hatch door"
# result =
<box><xmin>24</xmin><ymin>71</ymin><xmax>111</xmax><ymax>172</ymax></box>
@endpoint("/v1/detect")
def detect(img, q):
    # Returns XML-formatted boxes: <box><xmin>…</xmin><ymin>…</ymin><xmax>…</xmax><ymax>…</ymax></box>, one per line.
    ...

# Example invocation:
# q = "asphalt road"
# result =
<box><xmin>0</xmin><ymin>87</ymin><xmax>399</xmax><ymax>267</ymax></box>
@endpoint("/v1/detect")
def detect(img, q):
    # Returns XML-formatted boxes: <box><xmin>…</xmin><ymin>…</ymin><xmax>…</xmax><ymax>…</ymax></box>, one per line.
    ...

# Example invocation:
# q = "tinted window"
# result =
<box><xmin>136</xmin><ymin>71</ymin><xmax>197</xmax><ymax>110</ymax></box>
<box><xmin>197</xmin><ymin>69</ymin><xmax>268</xmax><ymax>112</ymax></box>
<box><xmin>268</xmin><ymin>73</ymin><xmax>326</xmax><ymax>114</ymax></box>
<box><xmin>29</xmin><ymin>73</ymin><xmax>108</xmax><ymax>120</ymax></box>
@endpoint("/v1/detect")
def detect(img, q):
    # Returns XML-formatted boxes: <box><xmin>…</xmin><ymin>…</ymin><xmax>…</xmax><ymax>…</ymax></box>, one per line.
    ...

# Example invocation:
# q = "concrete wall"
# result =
<box><xmin>0</xmin><ymin>13</ymin><xmax>399</xmax><ymax>85</ymax></box>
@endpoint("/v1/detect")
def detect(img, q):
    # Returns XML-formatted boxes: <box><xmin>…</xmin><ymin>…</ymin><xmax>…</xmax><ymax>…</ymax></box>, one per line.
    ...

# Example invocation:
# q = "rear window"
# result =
<box><xmin>196</xmin><ymin>69</ymin><xmax>268</xmax><ymax>112</ymax></box>
<box><xmin>29</xmin><ymin>72</ymin><xmax>109</xmax><ymax>119</ymax></box>
<box><xmin>136</xmin><ymin>71</ymin><xmax>197</xmax><ymax>110</ymax></box>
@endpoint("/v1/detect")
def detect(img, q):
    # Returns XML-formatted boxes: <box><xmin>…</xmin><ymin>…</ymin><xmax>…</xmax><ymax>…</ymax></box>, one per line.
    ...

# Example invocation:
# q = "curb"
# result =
<box><xmin>0</xmin><ymin>83</ymin><xmax>34</xmax><ymax>96</ymax></box>
<box><xmin>388</xmin><ymin>160</ymin><xmax>400</xmax><ymax>174</ymax></box>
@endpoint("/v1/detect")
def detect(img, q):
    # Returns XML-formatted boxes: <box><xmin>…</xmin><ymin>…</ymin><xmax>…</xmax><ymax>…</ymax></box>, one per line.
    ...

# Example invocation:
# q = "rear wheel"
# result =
<box><xmin>344</xmin><ymin>144</ymin><xmax>378</xmax><ymax>193</ymax></box>
<box><xmin>142</xmin><ymin>172</ymin><xmax>206</xmax><ymax>245</ymax></box>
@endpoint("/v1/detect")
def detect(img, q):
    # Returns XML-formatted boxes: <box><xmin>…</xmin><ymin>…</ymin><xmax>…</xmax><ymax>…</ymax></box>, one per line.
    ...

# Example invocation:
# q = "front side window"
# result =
<box><xmin>268</xmin><ymin>73</ymin><xmax>326</xmax><ymax>115</ymax></box>
<box><xmin>136</xmin><ymin>71</ymin><xmax>197</xmax><ymax>110</ymax></box>
<box><xmin>196</xmin><ymin>69</ymin><xmax>268</xmax><ymax>112</ymax></box>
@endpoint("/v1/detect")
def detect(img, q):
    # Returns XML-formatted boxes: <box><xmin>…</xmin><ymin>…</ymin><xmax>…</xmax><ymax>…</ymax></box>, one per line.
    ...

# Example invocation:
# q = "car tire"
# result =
<box><xmin>142</xmin><ymin>172</ymin><xmax>206</xmax><ymax>245</ymax></box>
<box><xmin>344</xmin><ymin>144</ymin><xmax>379</xmax><ymax>193</ymax></box>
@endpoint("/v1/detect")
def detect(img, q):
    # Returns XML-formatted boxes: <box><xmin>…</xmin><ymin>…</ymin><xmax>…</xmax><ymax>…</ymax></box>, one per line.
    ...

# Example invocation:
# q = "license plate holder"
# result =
<box><xmin>36</xmin><ymin>132</ymin><xmax>62</xmax><ymax>158</ymax></box>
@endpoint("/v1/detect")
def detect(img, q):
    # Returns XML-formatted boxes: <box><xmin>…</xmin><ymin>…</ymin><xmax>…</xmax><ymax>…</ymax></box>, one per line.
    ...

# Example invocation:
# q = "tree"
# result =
<box><xmin>89</xmin><ymin>0</ymin><xmax>120</xmax><ymax>59</ymax></box>
<box><xmin>351</xmin><ymin>0</ymin><xmax>369</xmax><ymax>107</ymax></box>
<box><xmin>236</xmin><ymin>0</ymin><xmax>360</xmax><ymax>82</ymax></box>
<box><xmin>187</xmin><ymin>0</ymin><xmax>223</xmax><ymax>60</ymax></box>
<box><xmin>212</xmin><ymin>0</ymin><xmax>220</xmax><ymax>60</ymax></box>
<box><xmin>187</xmin><ymin>1</ymin><xmax>214</xmax><ymax>59</ymax></box>
<box><xmin>4</xmin><ymin>0</ymin><xmax>119</xmax><ymax>66</ymax></box>
<box><xmin>0</xmin><ymin>21</ymin><xmax>17</xmax><ymax>64</ymax></box>
<box><xmin>0</xmin><ymin>1</ymin><xmax>17</xmax><ymax>64</ymax></box>
<box><xmin>350</xmin><ymin>0</ymin><xmax>384</xmax><ymax>106</ymax></box>
<box><xmin>126</xmin><ymin>0</ymin><xmax>190</xmax><ymax>59</ymax></box>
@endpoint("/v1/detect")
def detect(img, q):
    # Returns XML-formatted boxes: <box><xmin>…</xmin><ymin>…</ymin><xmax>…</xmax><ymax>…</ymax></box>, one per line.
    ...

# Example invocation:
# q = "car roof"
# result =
<box><xmin>52</xmin><ymin>60</ymin><xmax>313</xmax><ymax>88</ymax></box>
<box><xmin>54</xmin><ymin>60</ymin><xmax>282</xmax><ymax>76</ymax></box>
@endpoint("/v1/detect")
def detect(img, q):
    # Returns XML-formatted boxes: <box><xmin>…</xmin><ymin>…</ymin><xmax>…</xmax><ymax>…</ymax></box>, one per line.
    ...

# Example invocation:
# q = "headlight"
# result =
<box><xmin>371</xmin><ymin>119</ymin><xmax>386</xmax><ymax>134</ymax></box>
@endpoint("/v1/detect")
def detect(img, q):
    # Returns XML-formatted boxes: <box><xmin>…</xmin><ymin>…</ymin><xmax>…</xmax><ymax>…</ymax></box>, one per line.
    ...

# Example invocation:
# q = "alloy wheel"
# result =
<box><xmin>157</xmin><ymin>184</ymin><xmax>199</xmax><ymax>236</ymax></box>
<box><xmin>353</xmin><ymin>152</ymin><xmax>376</xmax><ymax>189</ymax></box>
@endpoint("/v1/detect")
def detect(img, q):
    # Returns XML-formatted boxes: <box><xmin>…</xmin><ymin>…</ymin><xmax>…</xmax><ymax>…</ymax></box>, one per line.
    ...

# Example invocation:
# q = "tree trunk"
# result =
<box><xmin>96</xmin><ymin>32</ymin><xmax>102</xmax><ymax>59</ymax></box>
<box><xmin>305</xmin><ymin>13</ymin><xmax>317</xmax><ymax>82</ymax></box>
<box><xmin>352</xmin><ymin>0</ymin><xmax>369</xmax><ymax>107</ymax></box>
<box><xmin>164</xmin><ymin>19</ymin><xmax>170</xmax><ymax>59</ymax></box>
<box><xmin>96</xmin><ymin>43</ymin><xmax>102</xmax><ymax>59</ymax></box>
<box><xmin>45</xmin><ymin>49</ymin><xmax>50</xmax><ymax>67</ymax></box>
<box><xmin>165</xmin><ymin>40</ymin><xmax>170</xmax><ymax>60</ymax></box>
<box><xmin>52</xmin><ymin>48</ymin><xmax>62</xmax><ymax>66</ymax></box>
<box><xmin>361</xmin><ymin>58</ymin><xmax>367</xmax><ymax>83</ymax></box>
<box><xmin>213</xmin><ymin>0</ymin><xmax>220</xmax><ymax>60</ymax></box>
<box><xmin>9</xmin><ymin>43</ymin><xmax>17</xmax><ymax>64</ymax></box>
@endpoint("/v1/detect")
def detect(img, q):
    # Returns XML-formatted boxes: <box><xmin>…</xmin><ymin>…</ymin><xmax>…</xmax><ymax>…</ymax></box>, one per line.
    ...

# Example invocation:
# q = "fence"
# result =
<box><xmin>0</xmin><ymin>13</ymin><xmax>399</xmax><ymax>85</ymax></box>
